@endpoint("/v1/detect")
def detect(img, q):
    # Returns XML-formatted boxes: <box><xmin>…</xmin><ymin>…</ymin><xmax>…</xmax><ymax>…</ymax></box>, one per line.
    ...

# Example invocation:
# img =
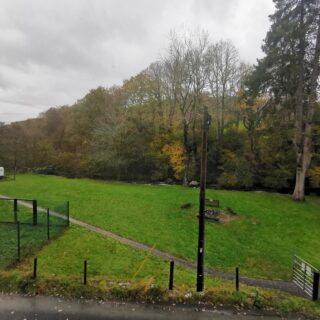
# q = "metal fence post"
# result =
<box><xmin>33</xmin><ymin>200</ymin><xmax>37</xmax><ymax>226</ymax></box>
<box><xmin>236</xmin><ymin>267</ymin><xmax>239</xmax><ymax>291</ymax></box>
<box><xmin>313</xmin><ymin>272</ymin><xmax>320</xmax><ymax>301</ymax></box>
<box><xmin>13</xmin><ymin>199</ymin><xmax>18</xmax><ymax>222</ymax></box>
<box><xmin>84</xmin><ymin>260</ymin><xmax>87</xmax><ymax>285</ymax></box>
<box><xmin>67</xmin><ymin>201</ymin><xmax>70</xmax><ymax>226</ymax></box>
<box><xmin>33</xmin><ymin>257</ymin><xmax>37</xmax><ymax>279</ymax></box>
<box><xmin>169</xmin><ymin>260</ymin><xmax>174</xmax><ymax>290</ymax></box>
<box><xmin>16</xmin><ymin>221</ymin><xmax>20</xmax><ymax>261</ymax></box>
<box><xmin>46</xmin><ymin>208</ymin><xmax>50</xmax><ymax>240</ymax></box>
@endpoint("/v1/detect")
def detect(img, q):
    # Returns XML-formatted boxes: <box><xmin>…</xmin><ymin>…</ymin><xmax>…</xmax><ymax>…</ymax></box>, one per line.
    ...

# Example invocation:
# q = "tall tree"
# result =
<box><xmin>246</xmin><ymin>0</ymin><xmax>320</xmax><ymax>200</ymax></box>
<box><xmin>163</xmin><ymin>30</ymin><xmax>209</xmax><ymax>185</ymax></box>
<box><xmin>207</xmin><ymin>41</ymin><xmax>240</xmax><ymax>140</ymax></box>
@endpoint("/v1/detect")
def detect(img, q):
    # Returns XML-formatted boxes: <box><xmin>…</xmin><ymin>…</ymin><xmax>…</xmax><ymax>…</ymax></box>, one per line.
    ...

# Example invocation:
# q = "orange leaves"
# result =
<box><xmin>162</xmin><ymin>143</ymin><xmax>184</xmax><ymax>180</ymax></box>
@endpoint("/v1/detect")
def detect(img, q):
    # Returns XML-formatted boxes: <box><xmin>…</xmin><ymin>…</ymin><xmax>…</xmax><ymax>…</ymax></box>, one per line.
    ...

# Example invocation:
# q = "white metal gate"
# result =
<box><xmin>292</xmin><ymin>255</ymin><xmax>319</xmax><ymax>299</ymax></box>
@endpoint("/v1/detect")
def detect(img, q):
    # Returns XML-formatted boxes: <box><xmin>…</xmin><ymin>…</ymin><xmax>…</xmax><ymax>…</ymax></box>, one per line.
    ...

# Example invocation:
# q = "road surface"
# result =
<box><xmin>0</xmin><ymin>293</ymin><xmax>301</xmax><ymax>320</ymax></box>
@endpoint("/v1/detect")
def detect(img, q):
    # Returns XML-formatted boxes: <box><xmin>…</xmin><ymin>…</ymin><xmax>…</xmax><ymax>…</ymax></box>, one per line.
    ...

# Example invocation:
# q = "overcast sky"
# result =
<box><xmin>0</xmin><ymin>0</ymin><xmax>275</xmax><ymax>124</ymax></box>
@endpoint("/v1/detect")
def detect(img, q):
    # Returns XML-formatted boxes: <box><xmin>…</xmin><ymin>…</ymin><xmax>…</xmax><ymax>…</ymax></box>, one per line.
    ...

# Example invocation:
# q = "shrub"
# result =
<box><xmin>262</xmin><ymin>168</ymin><xmax>292</xmax><ymax>189</ymax></box>
<box><xmin>308</xmin><ymin>167</ymin><xmax>320</xmax><ymax>188</ymax></box>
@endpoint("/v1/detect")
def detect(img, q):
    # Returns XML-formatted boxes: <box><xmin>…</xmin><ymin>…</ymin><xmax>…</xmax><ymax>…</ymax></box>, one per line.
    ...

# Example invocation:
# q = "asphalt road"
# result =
<box><xmin>0</xmin><ymin>293</ymin><xmax>300</xmax><ymax>320</ymax></box>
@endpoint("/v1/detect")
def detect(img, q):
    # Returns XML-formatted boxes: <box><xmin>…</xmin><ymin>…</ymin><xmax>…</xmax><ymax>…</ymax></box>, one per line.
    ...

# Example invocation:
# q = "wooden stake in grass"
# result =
<box><xmin>169</xmin><ymin>260</ymin><xmax>174</xmax><ymax>290</ymax></box>
<box><xmin>67</xmin><ymin>201</ymin><xmax>70</xmax><ymax>226</ymax></box>
<box><xmin>13</xmin><ymin>199</ymin><xmax>18</xmax><ymax>222</ymax></box>
<box><xmin>32</xmin><ymin>200</ymin><xmax>37</xmax><ymax>226</ymax></box>
<box><xmin>33</xmin><ymin>257</ymin><xmax>37</xmax><ymax>279</ymax></box>
<box><xmin>84</xmin><ymin>260</ymin><xmax>87</xmax><ymax>285</ymax></box>
<box><xmin>46</xmin><ymin>208</ymin><xmax>50</xmax><ymax>240</ymax></box>
<box><xmin>236</xmin><ymin>267</ymin><xmax>239</xmax><ymax>292</ymax></box>
<box><xmin>16</xmin><ymin>221</ymin><xmax>20</xmax><ymax>261</ymax></box>
<box><xmin>313</xmin><ymin>272</ymin><xmax>319</xmax><ymax>301</ymax></box>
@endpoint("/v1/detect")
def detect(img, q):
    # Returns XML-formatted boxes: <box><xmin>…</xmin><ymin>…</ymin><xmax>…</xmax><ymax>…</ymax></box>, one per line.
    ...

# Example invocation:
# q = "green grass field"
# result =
<box><xmin>0</xmin><ymin>198</ymin><xmax>67</xmax><ymax>268</ymax></box>
<box><xmin>2</xmin><ymin>225</ymin><xmax>320</xmax><ymax>320</ymax></box>
<box><xmin>0</xmin><ymin>174</ymin><xmax>319</xmax><ymax>281</ymax></box>
<box><xmin>17</xmin><ymin>225</ymin><xmax>216</xmax><ymax>287</ymax></box>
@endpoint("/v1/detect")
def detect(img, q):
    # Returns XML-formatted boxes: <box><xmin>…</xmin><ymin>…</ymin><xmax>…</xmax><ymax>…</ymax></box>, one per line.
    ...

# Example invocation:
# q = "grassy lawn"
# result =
<box><xmin>17</xmin><ymin>225</ymin><xmax>210</xmax><ymax>287</ymax></box>
<box><xmin>0</xmin><ymin>198</ymin><xmax>67</xmax><ymax>268</ymax></box>
<box><xmin>1</xmin><ymin>224</ymin><xmax>319</xmax><ymax>319</ymax></box>
<box><xmin>0</xmin><ymin>174</ymin><xmax>319</xmax><ymax>280</ymax></box>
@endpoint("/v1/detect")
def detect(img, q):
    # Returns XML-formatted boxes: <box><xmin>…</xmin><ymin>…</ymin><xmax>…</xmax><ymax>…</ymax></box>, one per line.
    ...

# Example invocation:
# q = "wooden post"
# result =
<box><xmin>236</xmin><ymin>267</ymin><xmax>239</xmax><ymax>291</ymax></box>
<box><xmin>313</xmin><ymin>272</ymin><xmax>319</xmax><ymax>301</ymax></box>
<box><xmin>32</xmin><ymin>200</ymin><xmax>37</xmax><ymax>225</ymax></box>
<box><xmin>46</xmin><ymin>208</ymin><xmax>50</xmax><ymax>240</ymax></box>
<box><xmin>169</xmin><ymin>260</ymin><xmax>174</xmax><ymax>290</ymax></box>
<box><xmin>16</xmin><ymin>221</ymin><xmax>20</xmax><ymax>261</ymax></box>
<box><xmin>84</xmin><ymin>260</ymin><xmax>87</xmax><ymax>285</ymax></box>
<box><xmin>13</xmin><ymin>199</ymin><xmax>18</xmax><ymax>222</ymax></box>
<box><xmin>67</xmin><ymin>201</ymin><xmax>70</xmax><ymax>226</ymax></box>
<box><xmin>33</xmin><ymin>257</ymin><xmax>37</xmax><ymax>279</ymax></box>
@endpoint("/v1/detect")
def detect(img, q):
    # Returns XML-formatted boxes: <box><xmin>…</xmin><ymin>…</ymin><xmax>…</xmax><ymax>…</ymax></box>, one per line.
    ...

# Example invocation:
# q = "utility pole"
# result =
<box><xmin>197</xmin><ymin>106</ymin><xmax>211</xmax><ymax>292</ymax></box>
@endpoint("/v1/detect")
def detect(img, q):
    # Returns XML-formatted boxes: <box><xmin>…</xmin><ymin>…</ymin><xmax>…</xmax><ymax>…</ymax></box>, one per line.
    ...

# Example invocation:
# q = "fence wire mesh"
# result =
<box><xmin>0</xmin><ymin>199</ymin><xmax>12</xmax><ymax>222</ymax></box>
<box><xmin>0</xmin><ymin>198</ymin><xmax>69</xmax><ymax>268</ymax></box>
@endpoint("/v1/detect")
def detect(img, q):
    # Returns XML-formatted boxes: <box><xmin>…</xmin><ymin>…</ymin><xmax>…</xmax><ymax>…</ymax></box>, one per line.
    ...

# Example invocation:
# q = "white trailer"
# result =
<box><xmin>0</xmin><ymin>167</ymin><xmax>4</xmax><ymax>179</ymax></box>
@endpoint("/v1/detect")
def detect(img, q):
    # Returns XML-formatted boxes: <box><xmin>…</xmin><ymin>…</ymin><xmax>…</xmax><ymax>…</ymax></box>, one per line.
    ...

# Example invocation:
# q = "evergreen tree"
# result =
<box><xmin>246</xmin><ymin>0</ymin><xmax>320</xmax><ymax>200</ymax></box>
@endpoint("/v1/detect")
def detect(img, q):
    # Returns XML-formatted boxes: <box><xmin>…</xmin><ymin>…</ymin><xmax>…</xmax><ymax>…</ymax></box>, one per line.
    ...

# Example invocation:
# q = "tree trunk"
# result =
<box><xmin>293</xmin><ymin>164</ymin><xmax>306</xmax><ymax>200</ymax></box>
<box><xmin>220</xmin><ymin>84</ymin><xmax>226</xmax><ymax>139</ymax></box>
<box><xmin>292</xmin><ymin>2</ymin><xmax>307</xmax><ymax>201</ymax></box>
<box><xmin>293</xmin><ymin>11</ymin><xmax>320</xmax><ymax>201</ymax></box>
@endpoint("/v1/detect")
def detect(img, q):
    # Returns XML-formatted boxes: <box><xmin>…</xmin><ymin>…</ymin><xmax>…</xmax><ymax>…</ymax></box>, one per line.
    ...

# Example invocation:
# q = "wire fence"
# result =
<box><xmin>48</xmin><ymin>201</ymin><xmax>70</xmax><ymax>227</ymax></box>
<box><xmin>0</xmin><ymin>197</ymin><xmax>69</xmax><ymax>268</ymax></box>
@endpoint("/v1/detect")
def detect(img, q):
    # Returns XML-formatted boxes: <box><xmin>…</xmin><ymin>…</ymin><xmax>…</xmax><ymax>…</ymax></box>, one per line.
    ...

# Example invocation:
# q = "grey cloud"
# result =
<box><xmin>0</xmin><ymin>0</ymin><xmax>275</xmax><ymax>123</ymax></box>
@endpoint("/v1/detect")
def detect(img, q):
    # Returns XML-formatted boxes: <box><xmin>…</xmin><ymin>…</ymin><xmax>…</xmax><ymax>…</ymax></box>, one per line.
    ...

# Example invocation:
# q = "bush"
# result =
<box><xmin>218</xmin><ymin>150</ymin><xmax>254</xmax><ymax>188</ymax></box>
<box><xmin>308</xmin><ymin>167</ymin><xmax>320</xmax><ymax>188</ymax></box>
<box><xmin>262</xmin><ymin>168</ymin><xmax>292</xmax><ymax>189</ymax></box>
<box><xmin>218</xmin><ymin>172</ymin><xmax>238</xmax><ymax>187</ymax></box>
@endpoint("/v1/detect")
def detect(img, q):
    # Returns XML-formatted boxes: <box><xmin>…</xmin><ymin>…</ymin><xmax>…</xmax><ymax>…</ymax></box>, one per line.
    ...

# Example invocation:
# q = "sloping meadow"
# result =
<box><xmin>0</xmin><ymin>174</ymin><xmax>319</xmax><ymax>280</ymax></box>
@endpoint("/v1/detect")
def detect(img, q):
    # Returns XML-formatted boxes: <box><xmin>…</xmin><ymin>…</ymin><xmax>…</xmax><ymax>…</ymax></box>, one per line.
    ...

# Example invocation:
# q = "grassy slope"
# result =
<box><xmin>0</xmin><ymin>174</ymin><xmax>319</xmax><ymax>280</ymax></box>
<box><xmin>16</xmin><ymin>225</ymin><xmax>219</xmax><ymax>288</ymax></box>
<box><xmin>0</xmin><ymin>200</ymin><xmax>66</xmax><ymax>268</ymax></box>
<box><xmin>2</xmin><ymin>225</ymin><xmax>318</xmax><ymax>319</ymax></box>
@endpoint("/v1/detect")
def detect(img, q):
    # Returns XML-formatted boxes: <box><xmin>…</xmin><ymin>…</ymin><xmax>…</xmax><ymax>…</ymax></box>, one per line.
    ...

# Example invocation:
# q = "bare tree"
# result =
<box><xmin>188</xmin><ymin>30</ymin><xmax>210</xmax><ymax>156</ymax></box>
<box><xmin>206</xmin><ymin>41</ymin><xmax>240</xmax><ymax>140</ymax></box>
<box><xmin>163</xmin><ymin>29</ymin><xmax>209</xmax><ymax>185</ymax></box>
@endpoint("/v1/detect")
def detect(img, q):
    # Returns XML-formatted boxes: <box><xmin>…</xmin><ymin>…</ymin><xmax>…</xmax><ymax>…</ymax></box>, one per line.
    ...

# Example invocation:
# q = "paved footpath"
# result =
<box><xmin>1</xmin><ymin>196</ymin><xmax>306</xmax><ymax>298</ymax></box>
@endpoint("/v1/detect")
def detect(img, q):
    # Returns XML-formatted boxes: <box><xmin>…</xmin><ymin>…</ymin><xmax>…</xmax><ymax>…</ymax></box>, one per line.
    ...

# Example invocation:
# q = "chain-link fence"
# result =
<box><xmin>48</xmin><ymin>201</ymin><xmax>70</xmax><ymax>227</ymax></box>
<box><xmin>0</xmin><ymin>198</ymin><xmax>69</xmax><ymax>268</ymax></box>
<box><xmin>0</xmin><ymin>197</ymin><xmax>37</xmax><ymax>225</ymax></box>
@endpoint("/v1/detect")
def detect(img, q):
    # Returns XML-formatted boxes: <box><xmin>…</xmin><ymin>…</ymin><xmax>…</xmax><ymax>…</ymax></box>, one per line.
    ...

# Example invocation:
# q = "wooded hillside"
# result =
<box><xmin>1</xmin><ymin>2</ymin><xmax>320</xmax><ymax>199</ymax></box>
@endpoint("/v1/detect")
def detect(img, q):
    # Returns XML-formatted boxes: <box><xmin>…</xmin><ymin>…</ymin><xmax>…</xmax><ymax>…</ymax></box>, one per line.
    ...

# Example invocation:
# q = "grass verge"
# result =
<box><xmin>0</xmin><ymin>270</ymin><xmax>319</xmax><ymax>319</ymax></box>
<box><xmin>0</xmin><ymin>221</ymin><xmax>319</xmax><ymax>318</ymax></box>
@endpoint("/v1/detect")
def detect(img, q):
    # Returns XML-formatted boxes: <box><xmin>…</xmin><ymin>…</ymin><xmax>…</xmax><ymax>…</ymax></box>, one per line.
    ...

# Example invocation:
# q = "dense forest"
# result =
<box><xmin>1</xmin><ymin>0</ymin><xmax>320</xmax><ymax>200</ymax></box>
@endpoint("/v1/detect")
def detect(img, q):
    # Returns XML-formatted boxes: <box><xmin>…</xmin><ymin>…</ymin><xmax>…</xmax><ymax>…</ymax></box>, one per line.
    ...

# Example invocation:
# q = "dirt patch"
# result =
<box><xmin>202</xmin><ymin>209</ymin><xmax>240</xmax><ymax>223</ymax></box>
<box><xmin>218</xmin><ymin>211</ymin><xmax>239</xmax><ymax>223</ymax></box>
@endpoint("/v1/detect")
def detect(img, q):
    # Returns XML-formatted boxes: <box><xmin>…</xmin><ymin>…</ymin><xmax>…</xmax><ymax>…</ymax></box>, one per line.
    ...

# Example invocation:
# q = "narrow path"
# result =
<box><xmin>1</xmin><ymin>196</ymin><xmax>306</xmax><ymax>298</ymax></box>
